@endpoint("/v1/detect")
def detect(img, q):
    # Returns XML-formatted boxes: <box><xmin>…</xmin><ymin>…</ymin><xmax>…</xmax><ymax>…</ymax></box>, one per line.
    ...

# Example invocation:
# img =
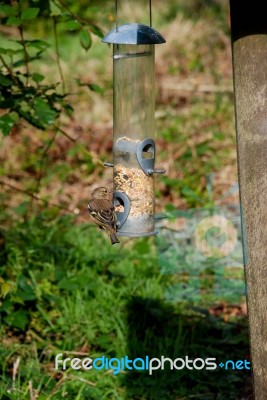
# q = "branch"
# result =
<box><xmin>55</xmin><ymin>125</ymin><xmax>105</xmax><ymax>166</ymax></box>
<box><xmin>0</xmin><ymin>180</ymin><xmax>70</xmax><ymax>212</ymax></box>
<box><xmin>53</xmin><ymin>16</ymin><xmax>65</xmax><ymax>94</ymax></box>
<box><xmin>53</xmin><ymin>0</ymin><xmax>95</xmax><ymax>27</ymax></box>
<box><xmin>161</xmin><ymin>81</ymin><xmax>233</xmax><ymax>94</ymax></box>
<box><xmin>56</xmin><ymin>126</ymin><xmax>76</xmax><ymax>142</ymax></box>
<box><xmin>18</xmin><ymin>24</ymin><xmax>30</xmax><ymax>86</ymax></box>
<box><xmin>0</xmin><ymin>54</ymin><xmax>20</xmax><ymax>85</ymax></box>
<box><xmin>0</xmin><ymin>54</ymin><xmax>13</xmax><ymax>76</ymax></box>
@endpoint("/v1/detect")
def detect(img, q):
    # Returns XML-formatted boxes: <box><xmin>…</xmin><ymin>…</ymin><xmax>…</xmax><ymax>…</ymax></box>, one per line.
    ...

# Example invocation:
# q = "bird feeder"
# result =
<box><xmin>103</xmin><ymin>1</ymin><xmax>165</xmax><ymax>237</ymax></box>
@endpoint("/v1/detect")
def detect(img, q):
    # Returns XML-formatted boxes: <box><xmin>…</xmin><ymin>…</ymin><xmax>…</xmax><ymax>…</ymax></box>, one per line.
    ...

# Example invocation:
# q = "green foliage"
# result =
<box><xmin>79</xmin><ymin>29</ymin><xmax>92</xmax><ymax>51</ymax></box>
<box><xmin>0</xmin><ymin>0</ymin><xmax>104</xmax><ymax>136</ymax></box>
<box><xmin>0</xmin><ymin>69</ymin><xmax>69</xmax><ymax>130</ymax></box>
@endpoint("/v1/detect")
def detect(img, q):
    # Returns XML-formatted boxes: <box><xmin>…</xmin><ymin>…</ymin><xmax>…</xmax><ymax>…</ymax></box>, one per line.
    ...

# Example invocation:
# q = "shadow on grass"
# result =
<box><xmin>124</xmin><ymin>297</ymin><xmax>253</xmax><ymax>400</ymax></box>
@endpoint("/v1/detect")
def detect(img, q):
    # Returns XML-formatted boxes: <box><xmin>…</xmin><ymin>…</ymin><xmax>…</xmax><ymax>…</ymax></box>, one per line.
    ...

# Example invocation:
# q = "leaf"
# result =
<box><xmin>88</xmin><ymin>83</ymin><xmax>104</xmax><ymax>95</ymax></box>
<box><xmin>0</xmin><ymin>47</ymin><xmax>23</xmax><ymax>57</ymax></box>
<box><xmin>0</xmin><ymin>278</ymin><xmax>13</xmax><ymax>298</ymax></box>
<box><xmin>1</xmin><ymin>282</ymin><xmax>11</xmax><ymax>298</ymax></box>
<box><xmin>17</xmin><ymin>278</ymin><xmax>37</xmax><ymax>301</ymax></box>
<box><xmin>61</xmin><ymin>20</ymin><xmax>82</xmax><ymax>31</ymax></box>
<box><xmin>0</xmin><ymin>4</ymin><xmax>18</xmax><ymax>17</ymax></box>
<box><xmin>6</xmin><ymin>16</ymin><xmax>21</xmax><ymax>26</ymax></box>
<box><xmin>75</xmin><ymin>79</ymin><xmax>104</xmax><ymax>95</ymax></box>
<box><xmin>13</xmin><ymin>55</ymin><xmax>40</xmax><ymax>68</ymax></box>
<box><xmin>4</xmin><ymin>309</ymin><xmax>29</xmax><ymax>330</ymax></box>
<box><xmin>0</xmin><ymin>114</ymin><xmax>16</xmax><ymax>136</ymax></box>
<box><xmin>32</xmin><ymin>72</ymin><xmax>45</xmax><ymax>83</ymax></box>
<box><xmin>62</xmin><ymin>103</ymin><xmax>74</xmax><ymax>116</ymax></box>
<box><xmin>25</xmin><ymin>39</ymin><xmax>50</xmax><ymax>50</ymax></box>
<box><xmin>79</xmin><ymin>30</ymin><xmax>92</xmax><ymax>51</ymax></box>
<box><xmin>21</xmin><ymin>7</ymin><xmax>39</xmax><ymax>21</ymax></box>
<box><xmin>0</xmin><ymin>74</ymin><xmax>12</xmax><ymax>87</ymax></box>
<box><xmin>90</xmin><ymin>24</ymin><xmax>104</xmax><ymax>38</ymax></box>
<box><xmin>33</xmin><ymin>97</ymin><xmax>58</xmax><ymax>126</ymax></box>
<box><xmin>17</xmin><ymin>108</ymin><xmax>45</xmax><ymax>130</ymax></box>
<box><xmin>49</xmin><ymin>0</ymin><xmax>62</xmax><ymax>16</ymax></box>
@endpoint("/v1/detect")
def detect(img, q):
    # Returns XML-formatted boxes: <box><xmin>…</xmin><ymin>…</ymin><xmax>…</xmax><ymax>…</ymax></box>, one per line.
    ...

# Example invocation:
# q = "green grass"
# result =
<box><xmin>0</xmin><ymin>214</ymin><xmax>251</xmax><ymax>399</ymax></box>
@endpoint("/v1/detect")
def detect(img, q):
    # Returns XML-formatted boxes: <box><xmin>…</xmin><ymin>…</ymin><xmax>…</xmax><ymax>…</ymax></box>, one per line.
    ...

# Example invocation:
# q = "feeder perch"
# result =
<box><xmin>103</xmin><ymin>2</ymin><xmax>165</xmax><ymax>237</ymax></box>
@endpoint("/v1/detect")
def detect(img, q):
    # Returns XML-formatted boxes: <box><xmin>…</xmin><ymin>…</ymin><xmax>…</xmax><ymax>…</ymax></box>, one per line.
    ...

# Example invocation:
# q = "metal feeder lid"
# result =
<box><xmin>102</xmin><ymin>23</ymin><xmax>166</xmax><ymax>45</ymax></box>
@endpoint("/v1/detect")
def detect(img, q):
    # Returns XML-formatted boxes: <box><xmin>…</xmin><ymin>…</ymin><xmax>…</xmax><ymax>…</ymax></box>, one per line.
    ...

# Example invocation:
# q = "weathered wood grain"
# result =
<box><xmin>230</xmin><ymin>1</ymin><xmax>267</xmax><ymax>398</ymax></box>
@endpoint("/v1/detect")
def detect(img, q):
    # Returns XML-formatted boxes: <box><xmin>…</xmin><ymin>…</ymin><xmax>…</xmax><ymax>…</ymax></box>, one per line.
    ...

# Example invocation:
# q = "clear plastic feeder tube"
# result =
<box><xmin>113</xmin><ymin>44</ymin><xmax>155</xmax><ymax>236</ymax></box>
<box><xmin>102</xmin><ymin>23</ymin><xmax>165</xmax><ymax>237</ymax></box>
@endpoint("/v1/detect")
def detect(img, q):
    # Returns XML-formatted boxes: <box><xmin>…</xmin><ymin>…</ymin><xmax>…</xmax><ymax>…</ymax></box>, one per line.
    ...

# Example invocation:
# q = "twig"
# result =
<box><xmin>12</xmin><ymin>357</ymin><xmax>20</xmax><ymax>389</ymax></box>
<box><xmin>46</xmin><ymin>371</ymin><xmax>96</xmax><ymax>400</ymax></box>
<box><xmin>27</xmin><ymin>329</ymin><xmax>45</xmax><ymax>343</ymax></box>
<box><xmin>45</xmin><ymin>375</ymin><xmax>66</xmax><ymax>400</ymax></box>
<box><xmin>104</xmin><ymin>368</ymin><xmax>126</xmax><ymax>375</ymax></box>
<box><xmin>18</xmin><ymin>24</ymin><xmax>29</xmax><ymax>86</ymax></box>
<box><xmin>55</xmin><ymin>125</ymin><xmax>104</xmax><ymax>166</ymax></box>
<box><xmin>28</xmin><ymin>380</ymin><xmax>37</xmax><ymax>400</ymax></box>
<box><xmin>53</xmin><ymin>16</ymin><xmax>65</xmax><ymax>94</ymax></box>
<box><xmin>54</xmin><ymin>0</ymin><xmax>94</xmax><ymax>26</ymax></box>
<box><xmin>0</xmin><ymin>180</ymin><xmax>71</xmax><ymax>212</ymax></box>
<box><xmin>161</xmin><ymin>81</ymin><xmax>233</xmax><ymax>94</ymax></box>
<box><xmin>56</xmin><ymin>126</ymin><xmax>76</xmax><ymax>142</ymax></box>
<box><xmin>179</xmin><ymin>394</ymin><xmax>214</xmax><ymax>400</ymax></box>
<box><xmin>66</xmin><ymin>374</ymin><xmax>96</xmax><ymax>387</ymax></box>
<box><xmin>60</xmin><ymin>351</ymin><xmax>91</xmax><ymax>356</ymax></box>
<box><xmin>158</xmin><ymin>226</ymin><xmax>187</xmax><ymax>233</ymax></box>
<box><xmin>0</xmin><ymin>54</ymin><xmax>13</xmax><ymax>77</ymax></box>
<box><xmin>0</xmin><ymin>54</ymin><xmax>21</xmax><ymax>87</ymax></box>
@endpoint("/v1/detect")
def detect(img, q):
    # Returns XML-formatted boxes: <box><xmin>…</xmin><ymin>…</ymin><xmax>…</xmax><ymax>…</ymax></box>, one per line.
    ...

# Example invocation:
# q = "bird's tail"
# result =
<box><xmin>110</xmin><ymin>232</ymin><xmax>120</xmax><ymax>245</ymax></box>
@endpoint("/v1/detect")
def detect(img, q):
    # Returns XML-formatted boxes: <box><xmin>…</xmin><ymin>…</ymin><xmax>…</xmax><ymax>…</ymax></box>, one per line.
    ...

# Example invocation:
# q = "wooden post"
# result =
<box><xmin>229</xmin><ymin>1</ymin><xmax>267</xmax><ymax>398</ymax></box>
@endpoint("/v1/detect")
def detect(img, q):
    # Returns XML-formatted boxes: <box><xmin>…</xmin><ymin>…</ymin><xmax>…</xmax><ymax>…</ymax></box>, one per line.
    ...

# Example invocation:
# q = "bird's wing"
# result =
<box><xmin>88</xmin><ymin>198</ymin><xmax>117</xmax><ymax>227</ymax></box>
